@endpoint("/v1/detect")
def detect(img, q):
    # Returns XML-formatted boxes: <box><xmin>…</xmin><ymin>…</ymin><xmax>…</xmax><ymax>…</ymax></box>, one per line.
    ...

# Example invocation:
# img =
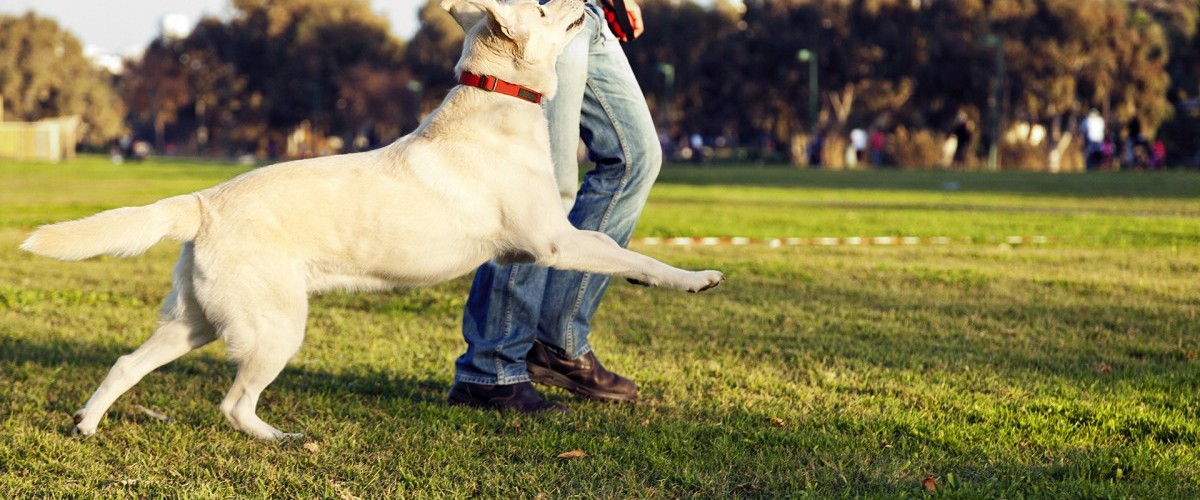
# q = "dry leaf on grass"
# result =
<box><xmin>1185</xmin><ymin>350</ymin><xmax>1197</xmax><ymax>362</ymax></box>
<box><xmin>922</xmin><ymin>474</ymin><xmax>938</xmax><ymax>492</ymax></box>
<box><xmin>132</xmin><ymin>404</ymin><xmax>175</xmax><ymax>424</ymax></box>
<box><xmin>1095</xmin><ymin>362</ymin><xmax>1113</xmax><ymax>374</ymax></box>
<box><xmin>769</xmin><ymin>417</ymin><xmax>786</xmax><ymax>427</ymax></box>
<box><xmin>556</xmin><ymin>449</ymin><xmax>588</xmax><ymax>459</ymax></box>
<box><xmin>304</xmin><ymin>442</ymin><xmax>320</xmax><ymax>453</ymax></box>
<box><xmin>331</xmin><ymin>480</ymin><xmax>361</xmax><ymax>500</ymax></box>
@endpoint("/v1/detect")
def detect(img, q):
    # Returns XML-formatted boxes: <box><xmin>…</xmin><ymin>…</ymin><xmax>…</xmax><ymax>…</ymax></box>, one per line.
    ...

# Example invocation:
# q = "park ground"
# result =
<box><xmin>1</xmin><ymin>158</ymin><xmax>1198</xmax><ymax>497</ymax></box>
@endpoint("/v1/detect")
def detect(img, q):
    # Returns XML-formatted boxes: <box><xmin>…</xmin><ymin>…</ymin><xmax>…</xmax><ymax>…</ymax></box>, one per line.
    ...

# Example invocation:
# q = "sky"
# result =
<box><xmin>0</xmin><ymin>0</ymin><xmax>424</xmax><ymax>56</ymax></box>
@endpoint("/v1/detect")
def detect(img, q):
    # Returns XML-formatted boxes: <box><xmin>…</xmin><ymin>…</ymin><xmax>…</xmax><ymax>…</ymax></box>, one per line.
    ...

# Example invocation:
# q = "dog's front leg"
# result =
<box><xmin>541</xmin><ymin>230</ymin><xmax>724</xmax><ymax>293</ymax></box>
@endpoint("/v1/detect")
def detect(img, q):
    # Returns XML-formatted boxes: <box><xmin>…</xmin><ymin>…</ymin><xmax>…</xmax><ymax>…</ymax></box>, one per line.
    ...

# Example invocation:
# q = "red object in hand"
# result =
<box><xmin>601</xmin><ymin>0</ymin><xmax>636</xmax><ymax>42</ymax></box>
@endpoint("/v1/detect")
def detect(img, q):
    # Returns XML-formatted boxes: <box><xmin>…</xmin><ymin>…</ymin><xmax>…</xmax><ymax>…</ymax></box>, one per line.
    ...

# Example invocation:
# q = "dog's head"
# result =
<box><xmin>442</xmin><ymin>0</ymin><xmax>586</xmax><ymax>98</ymax></box>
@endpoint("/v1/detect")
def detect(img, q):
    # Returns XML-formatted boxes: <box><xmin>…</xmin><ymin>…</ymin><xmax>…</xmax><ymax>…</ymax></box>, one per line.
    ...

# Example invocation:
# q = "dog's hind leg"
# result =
<box><xmin>74</xmin><ymin>244</ymin><xmax>216</xmax><ymax>436</ymax></box>
<box><xmin>218</xmin><ymin>321</ymin><xmax>306</xmax><ymax>440</ymax></box>
<box><xmin>210</xmin><ymin>266</ymin><xmax>308</xmax><ymax>440</ymax></box>
<box><xmin>544</xmin><ymin>230</ymin><xmax>725</xmax><ymax>293</ymax></box>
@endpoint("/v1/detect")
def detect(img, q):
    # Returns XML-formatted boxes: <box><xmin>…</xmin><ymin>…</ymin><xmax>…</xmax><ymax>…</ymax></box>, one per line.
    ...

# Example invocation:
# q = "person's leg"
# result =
<box><xmin>535</xmin><ymin>5</ymin><xmax>662</xmax><ymax>359</ymax></box>
<box><xmin>452</xmin><ymin>8</ymin><xmax>595</xmax><ymax>390</ymax></box>
<box><xmin>456</xmin><ymin>262</ymin><xmax>547</xmax><ymax>385</ymax></box>
<box><xmin>544</xmin><ymin>4</ymin><xmax>592</xmax><ymax>211</ymax></box>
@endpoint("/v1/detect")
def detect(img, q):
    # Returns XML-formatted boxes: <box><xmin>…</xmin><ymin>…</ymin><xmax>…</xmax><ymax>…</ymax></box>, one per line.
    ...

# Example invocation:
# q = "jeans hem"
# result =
<box><xmin>454</xmin><ymin>373</ymin><xmax>532</xmax><ymax>386</ymax></box>
<box><xmin>568</xmin><ymin>342</ymin><xmax>593</xmax><ymax>360</ymax></box>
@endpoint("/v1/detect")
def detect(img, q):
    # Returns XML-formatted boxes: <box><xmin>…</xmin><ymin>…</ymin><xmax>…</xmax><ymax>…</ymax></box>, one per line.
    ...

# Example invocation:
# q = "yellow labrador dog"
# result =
<box><xmin>21</xmin><ymin>0</ymin><xmax>723</xmax><ymax>440</ymax></box>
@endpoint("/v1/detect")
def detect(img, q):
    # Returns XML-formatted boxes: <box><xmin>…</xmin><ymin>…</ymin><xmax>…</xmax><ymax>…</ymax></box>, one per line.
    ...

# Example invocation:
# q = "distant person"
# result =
<box><xmin>1102</xmin><ymin>134</ymin><xmax>1117</xmax><ymax>169</ymax></box>
<box><xmin>759</xmin><ymin>133</ymin><xmax>776</xmax><ymax>163</ymax></box>
<box><xmin>119</xmin><ymin>135</ymin><xmax>133</xmax><ymax>160</ymax></box>
<box><xmin>951</xmin><ymin>112</ymin><xmax>972</xmax><ymax>168</ymax></box>
<box><xmin>1127</xmin><ymin>116</ymin><xmax>1143</xmax><ymax>144</ymax></box>
<box><xmin>844</xmin><ymin>141</ymin><xmax>858</xmax><ymax>169</ymax></box>
<box><xmin>1125</xmin><ymin>116</ymin><xmax>1148</xmax><ymax>169</ymax></box>
<box><xmin>1152</xmin><ymin>139</ymin><xmax>1166</xmax><ymax>170</ymax></box>
<box><xmin>132</xmin><ymin>141</ymin><xmax>151</xmax><ymax>162</ymax></box>
<box><xmin>869</xmin><ymin>128</ymin><xmax>886</xmax><ymax>166</ymax></box>
<box><xmin>850</xmin><ymin>128</ymin><xmax>867</xmax><ymax>164</ymax></box>
<box><xmin>807</xmin><ymin>132</ymin><xmax>824</xmax><ymax>168</ymax></box>
<box><xmin>690</xmin><ymin>133</ymin><xmax>705</xmax><ymax>164</ymax></box>
<box><xmin>1082</xmin><ymin>109</ymin><xmax>1105</xmax><ymax>170</ymax></box>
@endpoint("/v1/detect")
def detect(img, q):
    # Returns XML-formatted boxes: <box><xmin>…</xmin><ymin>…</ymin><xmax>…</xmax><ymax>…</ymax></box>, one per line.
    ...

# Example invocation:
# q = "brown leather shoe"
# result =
<box><xmin>526</xmin><ymin>340</ymin><xmax>638</xmax><ymax>402</ymax></box>
<box><xmin>448</xmin><ymin>381</ymin><xmax>568</xmax><ymax>414</ymax></box>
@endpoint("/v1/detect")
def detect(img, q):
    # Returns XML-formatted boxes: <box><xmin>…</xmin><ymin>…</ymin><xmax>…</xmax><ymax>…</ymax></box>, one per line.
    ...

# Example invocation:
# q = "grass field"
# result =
<box><xmin>1</xmin><ymin>157</ymin><xmax>1198</xmax><ymax>497</ymax></box>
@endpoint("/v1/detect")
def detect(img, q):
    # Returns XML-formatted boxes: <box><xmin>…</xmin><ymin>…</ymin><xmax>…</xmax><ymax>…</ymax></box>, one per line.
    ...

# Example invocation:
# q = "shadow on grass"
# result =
<box><xmin>709</xmin><ymin>271</ymin><xmax>1198</xmax><ymax>379</ymax></box>
<box><xmin>2</xmin><ymin>325</ymin><xmax>1197</xmax><ymax>496</ymax></box>
<box><xmin>0</xmin><ymin>330</ymin><xmax>452</xmax><ymax>418</ymax></box>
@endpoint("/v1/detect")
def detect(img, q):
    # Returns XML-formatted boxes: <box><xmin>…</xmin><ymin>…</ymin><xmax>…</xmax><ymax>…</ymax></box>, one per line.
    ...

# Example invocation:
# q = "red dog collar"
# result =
<box><xmin>459</xmin><ymin>72</ymin><xmax>543</xmax><ymax>104</ymax></box>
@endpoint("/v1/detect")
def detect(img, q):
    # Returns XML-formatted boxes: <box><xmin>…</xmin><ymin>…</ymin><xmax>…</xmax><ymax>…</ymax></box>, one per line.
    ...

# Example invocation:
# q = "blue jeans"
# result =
<box><xmin>455</xmin><ymin>3</ymin><xmax>662</xmax><ymax>385</ymax></box>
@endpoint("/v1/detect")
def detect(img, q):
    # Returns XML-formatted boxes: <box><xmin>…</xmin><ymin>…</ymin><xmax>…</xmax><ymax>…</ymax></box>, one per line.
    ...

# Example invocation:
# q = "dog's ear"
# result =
<box><xmin>443</xmin><ymin>0</ymin><xmax>526</xmax><ymax>40</ymax></box>
<box><xmin>440</xmin><ymin>0</ymin><xmax>487</xmax><ymax>31</ymax></box>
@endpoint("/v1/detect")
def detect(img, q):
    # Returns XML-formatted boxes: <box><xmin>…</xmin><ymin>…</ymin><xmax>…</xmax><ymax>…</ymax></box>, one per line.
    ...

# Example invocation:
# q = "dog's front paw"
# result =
<box><xmin>686</xmin><ymin>270</ymin><xmax>725</xmax><ymax>293</ymax></box>
<box><xmin>72</xmin><ymin>408</ymin><xmax>97</xmax><ymax>437</ymax></box>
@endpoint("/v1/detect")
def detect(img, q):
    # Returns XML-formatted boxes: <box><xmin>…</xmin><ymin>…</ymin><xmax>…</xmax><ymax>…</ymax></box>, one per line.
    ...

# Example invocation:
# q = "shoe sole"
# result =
<box><xmin>527</xmin><ymin>363</ymin><xmax>638</xmax><ymax>403</ymax></box>
<box><xmin>447</xmin><ymin>393</ymin><xmax>487</xmax><ymax>409</ymax></box>
<box><xmin>448</xmin><ymin>386</ymin><xmax>568</xmax><ymax>412</ymax></box>
<box><xmin>447</xmin><ymin>394</ymin><xmax>567</xmax><ymax>414</ymax></box>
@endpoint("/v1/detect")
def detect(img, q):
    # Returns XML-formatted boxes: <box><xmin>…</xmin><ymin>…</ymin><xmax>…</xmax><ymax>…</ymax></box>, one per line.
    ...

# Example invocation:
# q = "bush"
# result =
<box><xmin>999</xmin><ymin>141</ymin><xmax>1048</xmax><ymax>171</ymax></box>
<box><xmin>887</xmin><ymin>127</ymin><xmax>946</xmax><ymax>169</ymax></box>
<box><xmin>1000</xmin><ymin>135</ymin><xmax>1086</xmax><ymax>173</ymax></box>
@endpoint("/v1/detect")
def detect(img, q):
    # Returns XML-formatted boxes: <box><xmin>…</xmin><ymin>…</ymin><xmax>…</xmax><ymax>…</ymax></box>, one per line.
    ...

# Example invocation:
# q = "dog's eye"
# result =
<box><xmin>538</xmin><ymin>7</ymin><xmax>547</xmax><ymax>18</ymax></box>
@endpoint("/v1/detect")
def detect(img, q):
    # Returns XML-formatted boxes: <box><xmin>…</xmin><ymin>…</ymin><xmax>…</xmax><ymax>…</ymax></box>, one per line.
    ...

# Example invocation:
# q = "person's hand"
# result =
<box><xmin>625</xmin><ymin>0</ymin><xmax>645</xmax><ymax>40</ymax></box>
<box><xmin>604</xmin><ymin>0</ymin><xmax>645</xmax><ymax>42</ymax></box>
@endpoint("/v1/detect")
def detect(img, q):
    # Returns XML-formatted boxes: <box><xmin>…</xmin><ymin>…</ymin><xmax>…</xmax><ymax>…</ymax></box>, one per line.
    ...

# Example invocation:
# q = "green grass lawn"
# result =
<box><xmin>1</xmin><ymin>157</ymin><xmax>1198</xmax><ymax>497</ymax></box>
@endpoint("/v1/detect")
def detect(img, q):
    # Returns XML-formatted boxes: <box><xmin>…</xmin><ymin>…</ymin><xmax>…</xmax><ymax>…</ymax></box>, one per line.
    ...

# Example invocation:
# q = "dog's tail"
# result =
<box><xmin>20</xmin><ymin>195</ymin><xmax>202</xmax><ymax>261</ymax></box>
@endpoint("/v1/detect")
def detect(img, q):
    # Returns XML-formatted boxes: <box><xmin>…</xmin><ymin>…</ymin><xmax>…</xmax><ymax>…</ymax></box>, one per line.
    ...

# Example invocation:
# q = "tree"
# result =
<box><xmin>118</xmin><ymin>0</ymin><xmax>409</xmax><ymax>155</ymax></box>
<box><xmin>335</xmin><ymin>63</ymin><xmax>419</xmax><ymax>144</ymax></box>
<box><xmin>998</xmin><ymin>0</ymin><xmax>1169</xmax><ymax>126</ymax></box>
<box><xmin>228</xmin><ymin>0</ymin><xmax>406</xmax><ymax>135</ymax></box>
<box><xmin>632</xmin><ymin>0</ymin><xmax>742</xmax><ymax>140</ymax></box>
<box><xmin>0</xmin><ymin>13</ymin><xmax>124</xmax><ymax>144</ymax></box>
<box><xmin>403</xmin><ymin>0</ymin><xmax>466</xmax><ymax>121</ymax></box>
<box><xmin>122</xmin><ymin>39</ymin><xmax>192</xmax><ymax>150</ymax></box>
<box><xmin>176</xmin><ymin>22</ymin><xmax>253</xmax><ymax>154</ymax></box>
<box><xmin>121</xmin><ymin>29</ymin><xmax>250</xmax><ymax>154</ymax></box>
<box><xmin>627</xmin><ymin>0</ymin><xmax>1182</xmax><ymax>167</ymax></box>
<box><xmin>1140</xmin><ymin>0</ymin><xmax>1200</xmax><ymax>162</ymax></box>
